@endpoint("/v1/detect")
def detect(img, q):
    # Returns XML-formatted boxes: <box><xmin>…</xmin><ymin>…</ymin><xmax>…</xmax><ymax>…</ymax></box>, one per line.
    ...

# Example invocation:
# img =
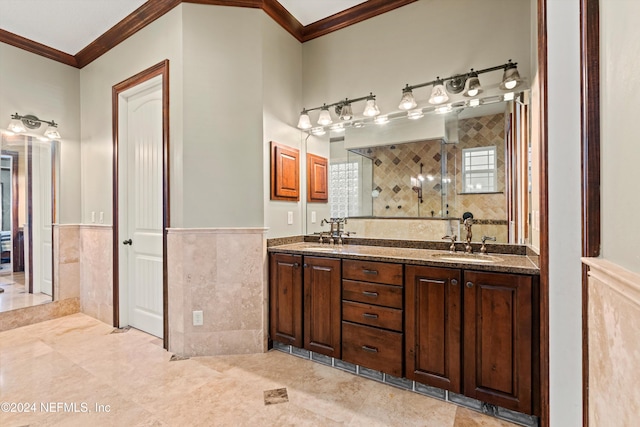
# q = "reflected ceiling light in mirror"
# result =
<box><xmin>503</xmin><ymin>92</ymin><xmax>515</xmax><ymax>101</ymax></box>
<box><xmin>500</xmin><ymin>60</ymin><xmax>523</xmax><ymax>90</ymax></box>
<box><xmin>398</xmin><ymin>85</ymin><xmax>418</xmax><ymax>110</ymax></box>
<box><xmin>353</xmin><ymin>121</ymin><xmax>364</xmax><ymax>128</ymax></box>
<box><xmin>407</xmin><ymin>109</ymin><xmax>424</xmax><ymax>120</ymax></box>
<box><xmin>329</xmin><ymin>123</ymin><xmax>344</xmax><ymax>133</ymax></box>
<box><xmin>297</xmin><ymin>109</ymin><xmax>312</xmax><ymax>129</ymax></box>
<box><xmin>317</xmin><ymin>105</ymin><xmax>333</xmax><ymax>126</ymax></box>
<box><xmin>469</xmin><ymin>98</ymin><xmax>481</xmax><ymax>107</ymax></box>
<box><xmin>463</xmin><ymin>70</ymin><xmax>483</xmax><ymax>97</ymax></box>
<box><xmin>428</xmin><ymin>78</ymin><xmax>449</xmax><ymax>105</ymax></box>
<box><xmin>435</xmin><ymin>105</ymin><xmax>453</xmax><ymax>114</ymax></box>
<box><xmin>7</xmin><ymin>113</ymin><xmax>61</xmax><ymax>139</ymax></box>
<box><xmin>311</xmin><ymin>127</ymin><xmax>326</xmax><ymax>136</ymax></box>
<box><xmin>374</xmin><ymin>115</ymin><xmax>389</xmax><ymax>125</ymax></box>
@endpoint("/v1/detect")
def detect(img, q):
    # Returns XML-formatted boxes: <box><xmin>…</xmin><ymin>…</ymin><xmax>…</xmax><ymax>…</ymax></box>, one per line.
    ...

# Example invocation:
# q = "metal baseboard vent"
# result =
<box><xmin>273</xmin><ymin>341</ymin><xmax>538</xmax><ymax>427</ymax></box>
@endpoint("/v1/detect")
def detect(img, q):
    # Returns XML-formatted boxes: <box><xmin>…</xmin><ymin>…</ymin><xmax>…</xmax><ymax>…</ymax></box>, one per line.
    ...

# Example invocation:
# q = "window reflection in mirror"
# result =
<box><xmin>0</xmin><ymin>133</ymin><xmax>56</xmax><ymax>312</ymax></box>
<box><xmin>306</xmin><ymin>91</ymin><xmax>535</xmax><ymax>246</ymax></box>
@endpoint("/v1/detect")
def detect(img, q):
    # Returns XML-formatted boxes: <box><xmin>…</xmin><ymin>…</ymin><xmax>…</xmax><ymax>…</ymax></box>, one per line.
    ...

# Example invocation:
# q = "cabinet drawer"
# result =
<box><xmin>342</xmin><ymin>301</ymin><xmax>403</xmax><ymax>332</ymax></box>
<box><xmin>342</xmin><ymin>260</ymin><xmax>403</xmax><ymax>285</ymax></box>
<box><xmin>342</xmin><ymin>280</ymin><xmax>403</xmax><ymax>309</ymax></box>
<box><xmin>342</xmin><ymin>322</ymin><xmax>403</xmax><ymax>377</ymax></box>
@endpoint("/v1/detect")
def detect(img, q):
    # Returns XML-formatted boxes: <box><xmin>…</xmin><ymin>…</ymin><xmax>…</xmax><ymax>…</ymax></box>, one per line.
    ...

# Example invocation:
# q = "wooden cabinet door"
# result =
<box><xmin>463</xmin><ymin>271</ymin><xmax>533</xmax><ymax>414</ymax></box>
<box><xmin>304</xmin><ymin>256</ymin><xmax>341</xmax><ymax>358</ymax></box>
<box><xmin>405</xmin><ymin>265</ymin><xmax>462</xmax><ymax>393</ymax></box>
<box><xmin>270</xmin><ymin>141</ymin><xmax>299</xmax><ymax>201</ymax></box>
<box><xmin>307</xmin><ymin>153</ymin><xmax>328</xmax><ymax>202</ymax></box>
<box><xmin>269</xmin><ymin>253</ymin><xmax>303</xmax><ymax>347</ymax></box>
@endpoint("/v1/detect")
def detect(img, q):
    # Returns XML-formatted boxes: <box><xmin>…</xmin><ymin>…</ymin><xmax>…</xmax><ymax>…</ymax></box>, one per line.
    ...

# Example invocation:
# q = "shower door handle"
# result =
<box><xmin>123</xmin><ymin>239</ymin><xmax>133</xmax><ymax>245</ymax></box>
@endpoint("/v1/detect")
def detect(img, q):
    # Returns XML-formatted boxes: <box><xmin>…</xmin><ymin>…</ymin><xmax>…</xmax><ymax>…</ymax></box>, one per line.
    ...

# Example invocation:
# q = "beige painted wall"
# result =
<box><xmin>261</xmin><ymin>13</ymin><xmax>303</xmax><ymax>238</ymax></box>
<box><xmin>79</xmin><ymin>6</ymin><xmax>184</xmax><ymax>226</ymax></box>
<box><xmin>0</xmin><ymin>42</ymin><xmax>81</xmax><ymax>224</ymax></box>
<box><xmin>601</xmin><ymin>0</ymin><xmax>640</xmax><ymax>274</ymax></box>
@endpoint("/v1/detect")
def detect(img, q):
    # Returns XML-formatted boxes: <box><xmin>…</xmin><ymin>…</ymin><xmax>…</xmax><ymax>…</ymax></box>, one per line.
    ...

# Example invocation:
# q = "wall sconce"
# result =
<box><xmin>6</xmin><ymin>113</ymin><xmax>62</xmax><ymax>140</ymax></box>
<box><xmin>297</xmin><ymin>92</ymin><xmax>380</xmax><ymax>130</ymax></box>
<box><xmin>398</xmin><ymin>59</ymin><xmax>523</xmax><ymax>109</ymax></box>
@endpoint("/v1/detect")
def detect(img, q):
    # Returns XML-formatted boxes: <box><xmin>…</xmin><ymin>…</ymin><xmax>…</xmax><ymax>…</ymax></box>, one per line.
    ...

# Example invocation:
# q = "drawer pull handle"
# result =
<box><xmin>362</xmin><ymin>313</ymin><xmax>378</xmax><ymax>319</ymax></box>
<box><xmin>362</xmin><ymin>269</ymin><xmax>378</xmax><ymax>275</ymax></box>
<box><xmin>361</xmin><ymin>345</ymin><xmax>378</xmax><ymax>353</ymax></box>
<box><xmin>362</xmin><ymin>291</ymin><xmax>379</xmax><ymax>297</ymax></box>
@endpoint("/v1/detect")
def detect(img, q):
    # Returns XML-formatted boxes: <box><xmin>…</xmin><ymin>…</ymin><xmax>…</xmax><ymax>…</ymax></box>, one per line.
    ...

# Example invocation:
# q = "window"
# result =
<box><xmin>462</xmin><ymin>146</ymin><xmax>497</xmax><ymax>193</ymax></box>
<box><xmin>329</xmin><ymin>162</ymin><xmax>359</xmax><ymax>218</ymax></box>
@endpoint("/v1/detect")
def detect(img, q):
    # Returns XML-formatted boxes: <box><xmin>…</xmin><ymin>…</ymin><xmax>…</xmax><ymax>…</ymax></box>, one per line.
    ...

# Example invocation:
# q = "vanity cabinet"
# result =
<box><xmin>405</xmin><ymin>265</ymin><xmax>462</xmax><ymax>393</ymax></box>
<box><xmin>303</xmin><ymin>256</ymin><xmax>342</xmax><ymax>358</ymax></box>
<box><xmin>341</xmin><ymin>260</ymin><xmax>404</xmax><ymax>377</ymax></box>
<box><xmin>463</xmin><ymin>270</ymin><xmax>534</xmax><ymax>414</ymax></box>
<box><xmin>269</xmin><ymin>253</ymin><xmax>303</xmax><ymax>347</ymax></box>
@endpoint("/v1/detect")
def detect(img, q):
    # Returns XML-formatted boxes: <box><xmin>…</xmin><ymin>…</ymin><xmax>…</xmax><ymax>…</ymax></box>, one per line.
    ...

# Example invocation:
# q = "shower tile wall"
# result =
<box><xmin>368</xmin><ymin>141</ymin><xmax>444</xmax><ymax>217</ymax></box>
<box><xmin>446</xmin><ymin>113</ymin><xmax>507</xmax><ymax>221</ymax></box>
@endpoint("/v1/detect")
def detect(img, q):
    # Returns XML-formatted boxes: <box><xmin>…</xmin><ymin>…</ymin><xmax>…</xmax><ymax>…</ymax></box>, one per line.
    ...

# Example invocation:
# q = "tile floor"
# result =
<box><xmin>0</xmin><ymin>272</ymin><xmax>52</xmax><ymax>312</ymax></box>
<box><xmin>0</xmin><ymin>313</ymin><xmax>518</xmax><ymax>426</ymax></box>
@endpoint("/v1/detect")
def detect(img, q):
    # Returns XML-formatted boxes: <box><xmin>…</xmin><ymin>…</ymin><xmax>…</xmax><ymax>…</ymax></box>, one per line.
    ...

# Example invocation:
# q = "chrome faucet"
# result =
<box><xmin>320</xmin><ymin>218</ymin><xmax>348</xmax><ymax>245</ymax></box>
<box><xmin>464</xmin><ymin>217</ymin><xmax>473</xmax><ymax>253</ymax></box>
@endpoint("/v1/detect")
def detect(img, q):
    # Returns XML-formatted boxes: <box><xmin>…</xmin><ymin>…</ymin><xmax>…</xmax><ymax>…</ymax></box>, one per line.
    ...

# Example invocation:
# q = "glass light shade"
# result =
<box><xmin>8</xmin><ymin>118</ymin><xmax>25</xmax><ymax>133</ymax></box>
<box><xmin>318</xmin><ymin>107</ymin><xmax>332</xmax><ymax>126</ymax></box>
<box><xmin>500</xmin><ymin>65</ymin><xmax>522</xmax><ymax>90</ymax></box>
<box><xmin>297</xmin><ymin>111</ymin><xmax>312</xmax><ymax>129</ymax></box>
<box><xmin>363</xmin><ymin>98</ymin><xmax>380</xmax><ymax>117</ymax></box>
<box><xmin>398</xmin><ymin>89</ymin><xmax>417</xmax><ymax>110</ymax></box>
<box><xmin>463</xmin><ymin>74</ymin><xmax>483</xmax><ymax>97</ymax></box>
<box><xmin>339</xmin><ymin>103</ymin><xmax>353</xmax><ymax>121</ymax></box>
<box><xmin>44</xmin><ymin>125</ymin><xmax>61</xmax><ymax>139</ymax></box>
<box><xmin>428</xmin><ymin>81</ymin><xmax>449</xmax><ymax>105</ymax></box>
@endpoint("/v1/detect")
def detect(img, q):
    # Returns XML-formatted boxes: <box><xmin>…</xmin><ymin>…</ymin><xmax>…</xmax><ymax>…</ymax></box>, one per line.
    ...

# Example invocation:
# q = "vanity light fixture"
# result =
<box><xmin>296</xmin><ymin>92</ymin><xmax>380</xmax><ymax>130</ymax></box>
<box><xmin>7</xmin><ymin>113</ymin><xmax>62</xmax><ymax>140</ymax></box>
<box><xmin>428</xmin><ymin>78</ymin><xmax>449</xmax><ymax>105</ymax></box>
<box><xmin>398</xmin><ymin>59</ymin><xmax>523</xmax><ymax>110</ymax></box>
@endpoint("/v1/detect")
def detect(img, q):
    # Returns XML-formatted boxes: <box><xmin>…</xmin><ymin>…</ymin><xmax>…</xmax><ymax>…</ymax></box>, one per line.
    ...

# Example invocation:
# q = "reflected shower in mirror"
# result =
<box><xmin>0</xmin><ymin>133</ymin><xmax>56</xmax><ymax>312</ymax></box>
<box><xmin>307</xmin><ymin>91</ymin><xmax>533</xmax><ymax>245</ymax></box>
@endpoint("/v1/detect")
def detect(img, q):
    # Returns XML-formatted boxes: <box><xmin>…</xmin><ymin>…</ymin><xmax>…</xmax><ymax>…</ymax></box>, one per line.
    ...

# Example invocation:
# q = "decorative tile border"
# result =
<box><xmin>273</xmin><ymin>343</ymin><xmax>538</xmax><ymax>427</ymax></box>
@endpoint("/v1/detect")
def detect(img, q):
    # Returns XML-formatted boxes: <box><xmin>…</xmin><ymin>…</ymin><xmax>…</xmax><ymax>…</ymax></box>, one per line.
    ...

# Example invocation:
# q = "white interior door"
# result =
<box><xmin>118</xmin><ymin>77</ymin><xmax>164</xmax><ymax>338</ymax></box>
<box><xmin>32</xmin><ymin>142</ymin><xmax>52</xmax><ymax>296</ymax></box>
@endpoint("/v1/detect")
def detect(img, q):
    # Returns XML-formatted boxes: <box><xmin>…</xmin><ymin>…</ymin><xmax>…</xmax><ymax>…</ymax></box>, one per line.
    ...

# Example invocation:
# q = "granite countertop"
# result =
<box><xmin>268</xmin><ymin>242</ymin><xmax>540</xmax><ymax>275</ymax></box>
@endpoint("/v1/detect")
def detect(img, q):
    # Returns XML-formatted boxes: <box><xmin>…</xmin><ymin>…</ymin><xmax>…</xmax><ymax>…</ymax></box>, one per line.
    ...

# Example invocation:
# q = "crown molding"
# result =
<box><xmin>0</xmin><ymin>0</ymin><xmax>415</xmax><ymax>69</ymax></box>
<box><xmin>0</xmin><ymin>28</ymin><xmax>77</xmax><ymax>67</ymax></box>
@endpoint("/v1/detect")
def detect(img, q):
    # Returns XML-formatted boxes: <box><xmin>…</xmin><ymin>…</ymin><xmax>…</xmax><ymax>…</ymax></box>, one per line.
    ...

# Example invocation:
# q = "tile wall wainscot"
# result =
<box><xmin>79</xmin><ymin>224</ymin><xmax>114</xmax><ymax>325</ymax></box>
<box><xmin>167</xmin><ymin>227</ymin><xmax>268</xmax><ymax>357</ymax></box>
<box><xmin>54</xmin><ymin>224</ymin><xmax>81</xmax><ymax>301</ymax></box>
<box><xmin>582</xmin><ymin>258</ymin><xmax>640</xmax><ymax>427</ymax></box>
<box><xmin>345</xmin><ymin>218</ymin><xmax>509</xmax><ymax>244</ymax></box>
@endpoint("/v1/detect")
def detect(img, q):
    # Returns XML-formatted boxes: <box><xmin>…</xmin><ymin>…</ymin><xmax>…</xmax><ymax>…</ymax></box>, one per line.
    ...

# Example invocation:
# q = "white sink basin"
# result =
<box><xmin>431</xmin><ymin>253</ymin><xmax>502</xmax><ymax>264</ymax></box>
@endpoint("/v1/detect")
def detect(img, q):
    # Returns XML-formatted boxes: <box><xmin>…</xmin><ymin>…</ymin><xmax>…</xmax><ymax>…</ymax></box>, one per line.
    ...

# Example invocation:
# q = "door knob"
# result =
<box><xmin>123</xmin><ymin>239</ymin><xmax>132</xmax><ymax>245</ymax></box>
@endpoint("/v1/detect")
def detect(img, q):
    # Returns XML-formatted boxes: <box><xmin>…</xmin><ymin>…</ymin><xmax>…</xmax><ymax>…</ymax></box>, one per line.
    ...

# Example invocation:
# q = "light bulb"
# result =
<box><xmin>363</xmin><ymin>98</ymin><xmax>380</xmax><ymax>117</ymax></box>
<box><xmin>428</xmin><ymin>79</ymin><xmax>449</xmax><ymax>105</ymax></box>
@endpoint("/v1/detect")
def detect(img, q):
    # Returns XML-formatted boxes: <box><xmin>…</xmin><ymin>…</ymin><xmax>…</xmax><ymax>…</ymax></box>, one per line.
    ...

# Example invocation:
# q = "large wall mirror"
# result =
<box><xmin>306</xmin><ymin>90</ymin><xmax>537</xmax><ymax>246</ymax></box>
<box><xmin>0</xmin><ymin>134</ymin><xmax>57</xmax><ymax>313</ymax></box>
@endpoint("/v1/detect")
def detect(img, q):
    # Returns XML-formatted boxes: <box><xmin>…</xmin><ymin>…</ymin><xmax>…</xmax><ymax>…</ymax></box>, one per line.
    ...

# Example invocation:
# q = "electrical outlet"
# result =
<box><xmin>287</xmin><ymin>211</ymin><xmax>293</xmax><ymax>225</ymax></box>
<box><xmin>311</xmin><ymin>211</ymin><xmax>316</xmax><ymax>223</ymax></box>
<box><xmin>193</xmin><ymin>310</ymin><xmax>203</xmax><ymax>326</ymax></box>
<box><xmin>91</xmin><ymin>211</ymin><xmax>96</xmax><ymax>223</ymax></box>
<box><xmin>99</xmin><ymin>212</ymin><xmax>104</xmax><ymax>224</ymax></box>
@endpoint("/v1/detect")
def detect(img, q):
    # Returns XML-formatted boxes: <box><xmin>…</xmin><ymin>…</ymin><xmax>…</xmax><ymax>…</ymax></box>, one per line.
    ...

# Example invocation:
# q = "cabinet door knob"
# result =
<box><xmin>466</xmin><ymin>281</ymin><xmax>474</xmax><ymax>288</ymax></box>
<box><xmin>303</xmin><ymin>263</ymin><xmax>308</xmax><ymax>268</ymax></box>
<box><xmin>292</xmin><ymin>263</ymin><xmax>299</xmax><ymax>268</ymax></box>
<box><xmin>451</xmin><ymin>279</ymin><xmax>458</xmax><ymax>286</ymax></box>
